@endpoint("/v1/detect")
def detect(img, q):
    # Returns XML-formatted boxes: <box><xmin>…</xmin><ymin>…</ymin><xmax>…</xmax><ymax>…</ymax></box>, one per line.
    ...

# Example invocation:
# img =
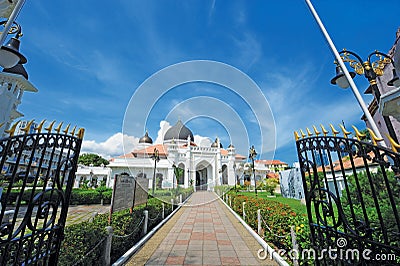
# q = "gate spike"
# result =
<box><xmin>55</xmin><ymin>122</ymin><xmax>63</xmax><ymax>133</ymax></box>
<box><xmin>366</xmin><ymin>128</ymin><xmax>384</xmax><ymax>146</ymax></box>
<box><xmin>45</xmin><ymin>120</ymin><xmax>56</xmax><ymax>133</ymax></box>
<box><xmin>385</xmin><ymin>133</ymin><xmax>400</xmax><ymax>153</ymax></box>
<box><xmin>35</xmin><ymin>119</ymin><xmax>46</xmax><ymax>133</ymax></box>
<box><xmin>294</xmin><ymin>131</ymin><xmax>300</xmax><ymax>141</ymax></box>
<box><xmin>70</xmin><ymin>125</ymin><xmax>77</xmax><ymax>136</ymax></box>
<box><xmin>5</xmin><ymin>120</ymin><xmax>21</xmax><ymax>136</ymax></box>
<box><xmin>62</xmin><ymin>124</ymin><xmax>71</xmax><ymax>134</ymax></box>
<box><xmin>320</xmin><ymin>124</ymin><xmax>329</xmax><ymax>136</ymax></box>
<box><xmin>313</xmin><ymin>125</ymin><xmax>320</xmax><ymax>136</ymax></box>
<box><xmin>339</xmin><ymin>124</ymin><xmax>351</xmax><ymax>138</ymax></box>
<box><xmin>300</xmin><ymin>129</ymin><xmax>306</xmax><ymax>138</ymax></box>
<box><xmin>352</xmin><ymin>125</ymin><xmax>366</xmax><ymax>141</ymax></box>
<box><xmin>21</xmin><ymin>119</ymin><xmax>35</xmax><ymax>134</ymax></box>
<box><xmin>329</xmin><ymin>124</ymin><xmax>340</xmax><ymax>137</ymax></box>
<box><xmin>77</xmin><ymin>128</ymin><xmax>85</xmax><ymax>139</ymax></box>
<box><xmin>306</xmin><ymin>127</ymin><xmax>313</xmax><ymax>137</ymax></box>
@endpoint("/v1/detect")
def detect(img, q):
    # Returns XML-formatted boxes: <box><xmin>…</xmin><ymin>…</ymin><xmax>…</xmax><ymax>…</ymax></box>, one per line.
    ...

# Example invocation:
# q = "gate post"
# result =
<box><xmin>257</xmin><ymin>209</ymin><xmax>262</xmax><ymax>235</ymax></box>
<box><xmin>162</xmin><ymin>203</ymin><xmax>165</xmax><ymax>219</ymax></box>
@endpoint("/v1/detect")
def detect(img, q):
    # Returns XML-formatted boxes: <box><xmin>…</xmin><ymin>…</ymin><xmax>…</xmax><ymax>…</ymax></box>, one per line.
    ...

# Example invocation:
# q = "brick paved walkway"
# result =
<box><xmin>127</xmin><ymin>191</ymin><xmax>277</xmax><ymax>265</ymax></box>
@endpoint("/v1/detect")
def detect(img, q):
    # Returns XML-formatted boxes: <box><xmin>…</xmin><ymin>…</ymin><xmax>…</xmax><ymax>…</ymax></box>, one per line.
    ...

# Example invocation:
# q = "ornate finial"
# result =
<box><xmin>62</xmin><ymin>124</ymin><xmax>71</xmax><ymax>134</ymax></box>
<box><xmin>300</xmin><ymin>129</ymin><xmax>306</xmax><ymax>138</ymax></box>
<box><xmin>21</xmin><ymin>119</ymin><xmax>35</xmax><ymax>134</ymax></box>
<box><xmin>366</xmin><ymin>128</ymin><xmax>384</xmax><ymax>146</ymax></box>
<box><xmin>77</xmin><ymin>128</ymin><xmax>85</xmax><ymax>139</ymax></box>
<box><xmin>55</xmin><ymin>122</ymin><xmax>63</xmax><ymax>133</ymax></box>
<box><xmin>329</xmin><ymin>124</ymin><xmax>340</xmax><ymax>137</ymax></box>
<box><xmin>70</xmin><ymin>125</ymin><xmax>77</xmax><ymax>136</ymax></box>
<box><xmin>385</xmin><ymin>133</ymin><xmax>400</xmax><ymax>153</ymax></box>
<box><xmin>45</xmin><ymin>120</ymin><xmax>56</xmax><ymax>133</ymax></box>
<box><xmin>320</xmin><ymin>124</ymin><xmax>329</xmax><ymax>136</ymax></box>
<box><xmin>306</xmin><ymin>128</ymin><xmax>313</xmax><ymax>137</ymax></box>
<box><xmin>5</xmin><ymin>120</ymin><xmax>21</xmax><ymax>136</ymax></box>
<box><xmin>339</xmin><ymin>124</ymin><xmax>351</xmax><ymax>138</ymax></box>
<box><xmin>352</xmin><ymin>125</ymin><xmax>366</xmax><ymax>141</ymax></box>
<box><xmin>294</xmin><ymin>131</ymin><xmax>300</xmax><ymax>141</ymax></box>
<box><xmin>35</xmin><ymin>119</ymin><xmax>46</xmax><ymax>133</ymax></box>
<box><xmin>313</xmin><ymin>125</ymin><xmax>320</xmax><ymax>136</ymax></box>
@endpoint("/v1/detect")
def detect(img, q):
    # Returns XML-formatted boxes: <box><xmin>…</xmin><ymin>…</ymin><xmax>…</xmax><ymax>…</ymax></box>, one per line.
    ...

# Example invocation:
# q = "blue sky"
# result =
<box><xmin>14</xmin><ymin>0</ymin><xmax>400</xmax><ymax>164</ymax></box>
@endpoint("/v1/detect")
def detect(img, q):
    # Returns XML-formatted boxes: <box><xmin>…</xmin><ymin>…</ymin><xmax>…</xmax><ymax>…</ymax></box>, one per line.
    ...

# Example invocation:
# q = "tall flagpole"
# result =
<box><xmin>304</xmin><ymin>0</ymin><xmax>386</xmax><ymax>146</ymax></box>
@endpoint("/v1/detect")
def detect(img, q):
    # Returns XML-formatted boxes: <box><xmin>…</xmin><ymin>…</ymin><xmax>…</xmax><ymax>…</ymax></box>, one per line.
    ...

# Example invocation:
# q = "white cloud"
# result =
<box><xmin>81</xmin><ymin>133</ymin><xmax>139</xmax><ymax>159</ymax></box>
<box><xmin>195</xmin><ymin>135</ymin><xmax>213</xmax><ymax>147</ymax></box>
<box><xmin>154</xmin><ymin>120</ymin><xmax>171</xmax><ymax>144</ymax></box>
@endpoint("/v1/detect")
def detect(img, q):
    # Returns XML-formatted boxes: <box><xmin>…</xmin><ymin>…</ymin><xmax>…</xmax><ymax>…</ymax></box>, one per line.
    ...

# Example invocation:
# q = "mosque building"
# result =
<box><xmin>107</xmin><ymin>120</ymin><xmax>246</xmax><ymax>191</ymax></box>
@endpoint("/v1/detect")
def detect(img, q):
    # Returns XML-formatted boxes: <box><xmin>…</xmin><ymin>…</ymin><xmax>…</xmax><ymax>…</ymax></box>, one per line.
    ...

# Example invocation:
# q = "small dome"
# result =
<box><xmin>139</xmin><ymin>131</ymin><xmax>153</xmax><ymax>144</ymax></box>
<box><xmin>228</xmin><ymin>144</ymin><xmax>234</xmax><ymax>148</ymax></box>
<box><xmin>164</xmin><ymin>120</ymin><xmax>194</xmax><ymax>142</ymax></box>
<box><xmin>211</xmin><ymin>138</ymin><xmax>223</xmax><ymax>148</ymax></box>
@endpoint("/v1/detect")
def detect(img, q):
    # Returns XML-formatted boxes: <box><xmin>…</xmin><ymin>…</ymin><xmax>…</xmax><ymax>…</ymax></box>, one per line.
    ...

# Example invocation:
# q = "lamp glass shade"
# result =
<box><xmin>331</xmin><ymin>66</ymin><xmax>356</xmax><ymax>89</ymax></box>
<box><xmin>0</xmin><ymin>47</ymin><xmax>20</xmax><ymax>68</ymax></box>
<box><xmin>336</xmin><ymin>75</ymin><xmax>350</xmax><ymax>89</ymax></box>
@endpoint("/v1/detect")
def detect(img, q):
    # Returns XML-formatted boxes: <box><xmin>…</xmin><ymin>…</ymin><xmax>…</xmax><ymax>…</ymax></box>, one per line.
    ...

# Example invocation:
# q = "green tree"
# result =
<box><xmin>78</xmin><ymin>153</ymin><xmax>109</xmax><ymax>166</ymax></box>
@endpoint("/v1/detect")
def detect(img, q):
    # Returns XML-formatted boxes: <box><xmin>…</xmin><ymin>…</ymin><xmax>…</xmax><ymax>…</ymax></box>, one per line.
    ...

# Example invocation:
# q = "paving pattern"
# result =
<box><xmin>127</xmin><ymin>191</ymin><xmax>277</xmax><ymax>265</ymax></box>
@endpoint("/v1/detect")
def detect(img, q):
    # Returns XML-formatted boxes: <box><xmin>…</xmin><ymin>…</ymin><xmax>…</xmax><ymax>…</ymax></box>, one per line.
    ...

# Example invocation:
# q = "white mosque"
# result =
<box><xmin>107</xmin><ymin>120</ymin><xmax>246</xmax><ymax>191</ymax></box>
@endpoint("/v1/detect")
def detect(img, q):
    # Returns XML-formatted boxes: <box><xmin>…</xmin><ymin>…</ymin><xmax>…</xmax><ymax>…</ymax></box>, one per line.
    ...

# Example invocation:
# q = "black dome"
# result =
<box><xmin>228</xmin><ymin>144</ymin><xmax>235</xmax><ymax>148</ymax></box>
<box><xmin>139</xmin><ymin>131</ymin><xmax>153</xmax><ymax>144</ymax></box>
<box><xmin>164</xmin><ymin>120</ymin><xmax>194</xmax><ymax>142</ymax></box>
<box><xmin>211</xmin><ymin>138</ymin><xmax>223</xmax><ymax>148</ymax></box>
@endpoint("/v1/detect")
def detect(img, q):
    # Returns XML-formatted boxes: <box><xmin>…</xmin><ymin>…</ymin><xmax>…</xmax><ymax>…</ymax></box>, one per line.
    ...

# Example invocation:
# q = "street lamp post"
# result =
<box><xmin>151</xmin><ymin>148</ymin><xmax>160</xmax><ymax>195</ymax></box>
<box><xmin>249</xmin><ymin>145</ymin><xmax>257</xmax><ymax>196</ymax></box>
<box><xmin>331</xmin><ymin>49</ymin><xmax>400</xmax><ymax>143</ymax></box>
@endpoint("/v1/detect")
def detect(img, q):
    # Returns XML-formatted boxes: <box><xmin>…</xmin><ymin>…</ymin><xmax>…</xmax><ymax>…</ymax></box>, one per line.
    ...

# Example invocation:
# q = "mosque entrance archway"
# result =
<box><xmin>195</xmin><ymin>161</ymin><xmax>211</xmax><ymax>191</ymax></box>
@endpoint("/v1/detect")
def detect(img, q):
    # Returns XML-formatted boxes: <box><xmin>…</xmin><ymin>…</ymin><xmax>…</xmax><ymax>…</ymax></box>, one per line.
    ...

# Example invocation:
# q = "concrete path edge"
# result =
<box><xmin>112</xmin><ymin>194</ymin><xmax>193</xmax><ymax>266</ymax></box>
<box><xmin>217</xmin><ymin>193</ymin><xmax>290</xmax><ymax>266</ymax></box>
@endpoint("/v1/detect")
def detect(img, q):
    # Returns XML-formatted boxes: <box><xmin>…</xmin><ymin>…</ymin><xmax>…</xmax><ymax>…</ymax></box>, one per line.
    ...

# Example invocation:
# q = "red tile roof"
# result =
<box><xmin>255</xmin><ymin>159</ymin><xmax>288</xmax><ymax>165</ymax></box>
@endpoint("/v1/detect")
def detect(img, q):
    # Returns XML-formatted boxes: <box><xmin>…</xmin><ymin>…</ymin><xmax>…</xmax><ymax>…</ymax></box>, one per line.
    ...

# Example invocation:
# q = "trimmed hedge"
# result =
<box><xmin>59</xmin><ymin>196</ymin><xmax>185</xmax><ymax>265</ymax></box>
<box><xmin>2</xmin><ymin>187</ymin><xmax>113</xmax><ymax>205</ymax></box>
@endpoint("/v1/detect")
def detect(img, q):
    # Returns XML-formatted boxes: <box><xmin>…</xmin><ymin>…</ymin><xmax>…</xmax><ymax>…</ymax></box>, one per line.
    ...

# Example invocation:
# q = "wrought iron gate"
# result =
<box><xmin>296</xmin><ymin>125</ymin><xmax>400</xmax><ymax>265</ymax></box>
<box><xmin>0</xmin><ymin>121</ymin><xmax>84</xmax><ymax>265</ymax></box>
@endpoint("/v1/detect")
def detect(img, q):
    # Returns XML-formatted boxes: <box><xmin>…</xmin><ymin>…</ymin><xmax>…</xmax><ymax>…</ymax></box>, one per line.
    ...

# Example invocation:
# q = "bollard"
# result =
<box><xmin>291</xmin><ymin>226</ymin><xmax>299</xmax><ymax>266</ymax></box>
<box><xmin>229</xmin><ymin>196</ymin><xmax>232</xmax><ymax>207</ymax></box>
<box><xmin>143</xmin><ymin>210</ymin><xmax>149</xmax><ymax>235</ymax></box>
<box><xmin>105</xmin><ymin>226</ymin><xmax>113</xmax><ymax>266</ymax></box>
<box><xmin>257</xmin><ymin>209</ymin><xmax>262</xmax><ymax>235</ymax></box>
<box><xmin>242</xmin><ymin>202</ymin><xmax>246</xmax><ymax>221</ymax></box>
<box><xmin>179</xmin><ymin>194</ymin><xmax>182</xmax><ymax>204</ymax></box>
<box><xmin>171</xmin><ymin>199</ymin><xmax>174</xmax><ymax>211</ymax></box>
<box><xmin>89</xmin><ymin>212</ymin><xmax>98</xmax><ymax>222</ymax></box>
<box><xmin>101</xmin><ymin>198</ymin><xmax>104</xmax><ymax>206</ymax></box>
<box><xmin>162</xmin><ymin>203</ymin><xmax>165</xmax><ymax>219</ymax></box>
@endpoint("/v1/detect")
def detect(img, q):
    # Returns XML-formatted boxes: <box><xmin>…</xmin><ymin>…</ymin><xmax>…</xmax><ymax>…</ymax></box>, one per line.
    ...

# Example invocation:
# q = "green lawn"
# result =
<box><xmin>235</xmin><ymin>191</ymin><xmax>307</xmax><ymax>215</ymax></box>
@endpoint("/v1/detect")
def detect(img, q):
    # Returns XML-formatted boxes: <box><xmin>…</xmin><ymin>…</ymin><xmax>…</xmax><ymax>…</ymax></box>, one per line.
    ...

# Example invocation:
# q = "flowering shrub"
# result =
<box><xmin>227</xmin><ymin>193</ymin><xmax>311</xmax><ymax>265</ymax></box>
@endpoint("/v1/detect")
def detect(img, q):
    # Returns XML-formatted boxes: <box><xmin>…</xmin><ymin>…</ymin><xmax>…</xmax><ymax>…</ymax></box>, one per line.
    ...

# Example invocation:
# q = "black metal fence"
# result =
<box><xmin>296</xmin><ymin>125</ymin><xmax>400</xmax><ymax>265</ymax></box>
<box><xmin>0</xmin><ymin>120</ymin><xmax>84</xmax><ymax>265</ymax></box>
